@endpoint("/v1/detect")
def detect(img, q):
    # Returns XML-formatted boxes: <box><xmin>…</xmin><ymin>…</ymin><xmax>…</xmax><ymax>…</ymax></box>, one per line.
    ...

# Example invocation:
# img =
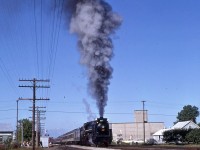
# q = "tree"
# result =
<box><xmin>176</xmin><ymin>105</ymin><xmax>199</xmax><ymax>123</ymax></box>
<box><xmin>18</xmin><ymin>119</ymin><xmax>32</xmax><ymax>142</ymax></box>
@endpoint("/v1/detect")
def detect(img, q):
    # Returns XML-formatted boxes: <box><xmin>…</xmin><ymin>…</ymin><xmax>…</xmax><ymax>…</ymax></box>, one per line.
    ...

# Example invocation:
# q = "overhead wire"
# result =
<box><xmin>35</xmin><ymin>0</ymin><xmax>65</xmax><ymax>130</ymax></box>
<box><xmin>0</xmin><ymin>117</ymin><xmax>16</xmax><ymax>121</ymax></box>
<box><xmin>0</xmin><ymin>1</ymin><xmax>25</xmax><ymax>98</ymax></box>
<box><xmin>50</xmin><ymin>0</ymin><xmax>64</xmax><ymax>79</ymax></box>
<box><xmin>40</xmin><ymin>0</ymin><xmax>43</xmax><ymax>79</ymax></box>
<box><xmin>48</xmin><ymin>0</ymin><xmax>64</xmax><ymax>79</ymax></box>
<box><xmin>45</xmin><ymin>0</ymin><xmax>58</xmax><ymax>113</ymax></box>
<box><xmin>37</xmin><ymin>0</ymin><xmax>46</xmax><ymax>115</ymax></box>
<box><xmin>0</xmin><ymin>2</ymin><xmax>32</xmax><ymax>124</ymax></box>
<box><xmin>45</xmin><ymin>0</ymin><xmax>65</xmax><ymax>124</ymax></box>
<box><xmin>0</xmin><ymin>58</ymin><xmax>20</xmax><ymax>95</ymax></box>
<box><xmin>34</xmin><ymin>0</ymin><xmax>40</xmax><ymax>78</ymax></box>
<box><xmin>48</xmin><ymin>0</ymin><xmax>57</xmax><ymax>78</ymax></box>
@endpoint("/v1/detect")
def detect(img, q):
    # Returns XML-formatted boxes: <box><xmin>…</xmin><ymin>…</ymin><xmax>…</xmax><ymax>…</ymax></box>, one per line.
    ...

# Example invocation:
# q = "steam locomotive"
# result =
<box><xmin>55</xmin><ymin>117</ymin><xmax>112</xmax><ymax>147</ymax></box>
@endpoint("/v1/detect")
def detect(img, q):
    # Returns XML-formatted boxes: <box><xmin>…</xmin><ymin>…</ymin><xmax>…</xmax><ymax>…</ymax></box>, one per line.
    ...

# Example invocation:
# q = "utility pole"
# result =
<box><xmin>21</xmin><ymin>122</ymin><xmax>24</xmax><ymax>144</ymax></box>
<box><xmin>39</xmin><ymin>123</ymin><xmax>46</xmax><ymax>136</ymax></box>
<box><xmin>36</xmin><ymin>108</ymin><xmax>46</xmax><ymax>147</ymax></box>
<box><xmin>37</xmin><ymin>111</ymin><xmax>46</xmax><ymax>136</ymax></box>
<box><xmin>29</xmin><ymin>106</ymin><xmax>46</xmax><ymax>147</ymax></box>
<box><xmin>16</xmin><ymin>100</ymin><xmax>19</xmax><ymax>143</ymax></box>
<box><xmin>17</xmin><ymin>120</ymin><xmax>23</xmax><ymax>144</ymax></box>
<box><xmin>142</xmin><ymin>100</ymin><xmax>146</xmax><ymax>144</ymax></box>
<box><xmin>19</xmin><ymin>78</ymin><xmax>50</xmax><ymax>150</ymax></box>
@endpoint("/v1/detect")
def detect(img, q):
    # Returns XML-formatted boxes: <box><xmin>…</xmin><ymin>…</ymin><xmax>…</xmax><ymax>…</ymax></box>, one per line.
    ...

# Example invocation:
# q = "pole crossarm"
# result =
<box><xmin>29</xmin><ymin>106</ymin><xmax>46</xmax><ymax>109</ymax></box>
<box><xmin>40</xmin><ymin>117</ymin><xmax>46</xmax><ymax>120</ymax></box>
<box><xmin>19</xmin><ymin>98</ymin><xmax>49</xmax><ymax>100</ymax></box>
<box><xmin>19</xmin><ymin>85</ymin><xmax>50</xmax><ymax>88</ymax></box>
<box><xmin>19</xmin><ymin>79</ymin><xmax>50</xmax><ymax>82</ymax></box>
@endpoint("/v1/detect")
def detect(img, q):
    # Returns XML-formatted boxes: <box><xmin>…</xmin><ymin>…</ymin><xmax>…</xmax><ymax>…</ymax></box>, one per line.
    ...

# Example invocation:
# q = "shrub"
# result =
<box><xmin>163</xmin><ymin>129</ymin><xmax>192</xmax><ymax>144</ymax></box>
<box><xmin>186</xmin><ymin>129</ymin><xmax>200</xmax><ymax>144</ymax></box>
<box><xmin>4</xmin><ymin>138</ymin><xmax>12</xmax><ymax>150</ymax></box>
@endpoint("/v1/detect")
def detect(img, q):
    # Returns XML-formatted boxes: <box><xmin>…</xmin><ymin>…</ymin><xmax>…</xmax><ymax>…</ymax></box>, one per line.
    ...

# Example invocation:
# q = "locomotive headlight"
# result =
<box><xmin>101</xmin><ymin>125</ymin><xmax>105</xmax><ymax>131</ymax></box>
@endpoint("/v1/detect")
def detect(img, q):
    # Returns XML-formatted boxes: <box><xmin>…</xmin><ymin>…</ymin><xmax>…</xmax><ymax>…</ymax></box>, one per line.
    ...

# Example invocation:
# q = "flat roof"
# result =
<box><xmin>110</xmin><ymin>122</ymin><xmax>164</xmax><ymax>124</ymax></box>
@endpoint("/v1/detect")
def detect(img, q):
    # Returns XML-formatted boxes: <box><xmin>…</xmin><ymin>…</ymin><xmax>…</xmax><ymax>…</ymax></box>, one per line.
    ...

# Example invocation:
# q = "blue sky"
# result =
<box><xmin>1</xmin><ymin>0</ymin><xmax>200</xmax><ymax>137</ymax></box>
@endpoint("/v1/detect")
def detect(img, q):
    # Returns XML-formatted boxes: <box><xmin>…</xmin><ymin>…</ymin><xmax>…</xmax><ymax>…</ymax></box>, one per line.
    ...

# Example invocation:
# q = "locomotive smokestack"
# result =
<box><xmin>65</xmin><ymin>0</ymin><xmax>122</xmax><ymax>117</ymax></box>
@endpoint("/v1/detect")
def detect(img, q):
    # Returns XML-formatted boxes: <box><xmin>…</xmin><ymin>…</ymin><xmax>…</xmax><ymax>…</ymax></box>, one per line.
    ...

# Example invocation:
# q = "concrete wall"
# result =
<box><xmin>134</xmin><ymin>110</ymin><xmax>148</xmax><ymax>123</ymax></box>
<box><xmin>110</xmin><ymin>122</ymin><xmax>164</xmax><ymax>142</ymax></box>
<box><xmin>110</xmin><ymin>110</ymin><xmax>164</xmax><ymax>142</ymax></box>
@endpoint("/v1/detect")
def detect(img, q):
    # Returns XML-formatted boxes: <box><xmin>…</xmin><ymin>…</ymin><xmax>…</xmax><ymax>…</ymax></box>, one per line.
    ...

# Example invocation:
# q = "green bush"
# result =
<box><xmin>163</xmin><ymin>129</ymin><xmax>192</xmax><ymax>144</ymax></box>
<box><xmin>186</xmin><ymin>129</ymin><xmax>200</xmax><ymax>144</ymax></box>
<box><xmin>4</xmin><ymin>138</ymin><xmax>12</xmax><ymax>150</ymax></box>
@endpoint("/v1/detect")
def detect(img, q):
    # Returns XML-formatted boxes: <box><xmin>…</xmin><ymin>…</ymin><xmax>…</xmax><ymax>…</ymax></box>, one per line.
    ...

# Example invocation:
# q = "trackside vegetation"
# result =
<box><xmin>163</xmin><ymin>128</ymin><xmax>200</xmax><ymax>144</ymax></box>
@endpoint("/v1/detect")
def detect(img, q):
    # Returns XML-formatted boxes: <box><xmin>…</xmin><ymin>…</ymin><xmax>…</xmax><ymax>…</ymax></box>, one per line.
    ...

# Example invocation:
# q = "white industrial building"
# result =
<box><xmin>0</xmin><ymin>123</ymin><xmax>13</xmax><ymax>143</ymax></box>
<box><xmin>110</xmin><ymin>110</ymin><xmax>164</xmax><ymax>143</ymax></box>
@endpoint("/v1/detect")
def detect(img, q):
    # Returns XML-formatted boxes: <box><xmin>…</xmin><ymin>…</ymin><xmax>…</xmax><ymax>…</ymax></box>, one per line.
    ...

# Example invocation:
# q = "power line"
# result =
<box><xmin>34</xmin><ymin>0</ymin><xmax>39</xmax><ymax>77</ymax></box>
<box><xmin>40</xmin><ymin>0</ymin><xmax>43</xmax><ymax>79</ymax></box>
<box><xmin>48</xmin><ymin>0</ymin><xmax>64</xmax><ymax>79</ymax></box>
<box><xmin>0</xmin><ymin>58</ymin><xmax>19</xmax><ymax>95</ymax></box>
<box><xmin>0</xmin><ymin>117</ymin><xmax>16</xmax><ymax>120</ymax></box>
<box><xmin>48</xmin><ymin>0</ymin><xmax>57</xmax><ymax>78</ymax></box>
<box><xmin>51</xmin><ymin>0</ymin><xmax>64</xmax><ymax>79</ymax></box>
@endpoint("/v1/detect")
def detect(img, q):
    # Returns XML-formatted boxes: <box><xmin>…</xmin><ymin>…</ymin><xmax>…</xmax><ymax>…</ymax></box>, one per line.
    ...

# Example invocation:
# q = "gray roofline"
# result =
<box><xmin>182</xmin><ymin>120</ymin><xmax>191</xmax><ymax>129</ymax></box>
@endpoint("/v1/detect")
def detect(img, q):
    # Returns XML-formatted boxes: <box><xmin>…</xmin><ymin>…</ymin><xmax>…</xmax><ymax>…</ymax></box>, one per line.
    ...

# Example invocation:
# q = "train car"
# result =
<box><xmin>55</xmin><ymin>117</ymin><xmax>112</xmax><ymax>147</ymax></box>
<box><xmin>57</xmin><ymin>128</ymin><xmax>80</xmax><ymax>145</ymax></box>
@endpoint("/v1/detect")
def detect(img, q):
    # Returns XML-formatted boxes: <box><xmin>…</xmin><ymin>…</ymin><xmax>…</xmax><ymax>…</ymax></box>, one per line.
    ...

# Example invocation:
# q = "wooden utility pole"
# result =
<box><xmin>19</xmin><ymin>78</ymin><xmax>50</xmax><ymax>150</ymax></box>
<box><xmin>29</xmin><ymin>106</ymin><xmax>46</xmax><ymax>147</ymax></box>
<box><xmin>16</xmin><ymin>100</ymin><xmax>19</xmax><ymax>143</ymax></box>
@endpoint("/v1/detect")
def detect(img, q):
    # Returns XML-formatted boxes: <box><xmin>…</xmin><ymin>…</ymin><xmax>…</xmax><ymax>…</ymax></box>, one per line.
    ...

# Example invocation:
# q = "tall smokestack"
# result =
<box><xmin>66</xmin><ymin>0</ymin><xmax>122</xmax><ymax>117</ymax></box>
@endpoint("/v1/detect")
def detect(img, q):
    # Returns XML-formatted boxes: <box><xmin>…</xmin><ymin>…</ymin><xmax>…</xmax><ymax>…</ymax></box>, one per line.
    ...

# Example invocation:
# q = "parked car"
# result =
<box><xmin>146</xmin><ymin>138</ymin><xmax>158</xmax><ymax>145</ymax></box>
<box><xmin>133</xmin><ymin>139</ymin><xmax>144</xmax><ymax>144</ymax></box>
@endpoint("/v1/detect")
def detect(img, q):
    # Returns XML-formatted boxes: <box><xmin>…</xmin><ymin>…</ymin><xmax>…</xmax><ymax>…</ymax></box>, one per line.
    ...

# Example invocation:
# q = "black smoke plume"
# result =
<box><xmin>83</xmin><ymin>98</ymin><xmax>96</xmax><ymax>121</ymax></box>
<box><xmin>65</xmin><ymin>0</ymin><xmax>122</xmax><ymax>117</ymax></box>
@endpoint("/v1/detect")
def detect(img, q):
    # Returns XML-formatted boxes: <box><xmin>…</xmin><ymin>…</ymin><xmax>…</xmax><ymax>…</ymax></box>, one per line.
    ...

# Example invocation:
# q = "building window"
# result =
<box><xmin>0</xmin><ymin>136</ymin><xmax>3</xmax><ymax>143</ymax></box>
